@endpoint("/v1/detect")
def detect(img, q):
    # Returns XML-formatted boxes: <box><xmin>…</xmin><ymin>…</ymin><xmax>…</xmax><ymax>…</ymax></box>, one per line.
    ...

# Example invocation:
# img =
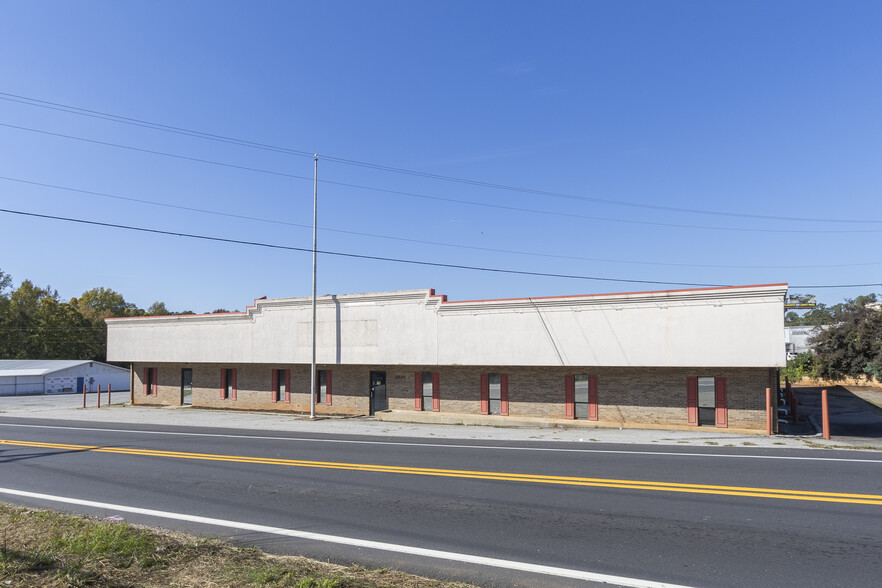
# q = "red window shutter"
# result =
<box><xmin>687</xmin><ymin>377</ymin><xmax>698</xmax><ymax>425</ymax></box>
<box><xmin>414</xmin><ymin>372</ymin><xmax>422</xmax><ymax>410</ymax></box>
<box><xmin>284</xmin><ymin>370</ymin><xmax>291</xmax><ymax>403</ymax></box>
<box><xmin>500</xmin><ymin>373</ymin><xmax>509</xmax><ymax>416</ymax></box>
<box><xmin>588</xmin><ymin>375</ymin><xmax>598</xmax><ymax>421</ymax></box>
<box><xmin>480</xmin><ymin>373</ymin><xmax>489</xmax><ymax>415</ymax></box>
<box><xmin>143</xmin><ymin>368</ymin><xmax>149</xmax><ymax>396</ymax></box>
<box><xmin>152</xmin><ymin>368</ymin><xmax>158</xmax><ymax>396</ymax></box>
<box><xmin>220</xmin><ymin>369</ymin><xmax>225</xmax><ymax>400</ymax></box>
<box><xmin>272</xmin><ymin>370</ymin><xmax>279</xmax><ymax>403</ymax></box>
<box><xmin>715</xmin><ymin>377</ymin><xmax>728</xmax><ymax>428</ymax></box>
<box><xmin>326</xmin><ymin>370</ymin><xmax>332</xmax><ymax>405</ymax></box>
<box><xmin>564</xmin><ymin>375</ymin><xmax>575</xmax><ymax>419</ymax></box>
<box><xmin>432</xmin><ymin>372</ymin><xmax>440</xmax><ymax>412</ymax></box>
<box><xmin>231</xmin><ymin>369</ymin><xmax>238</xmax><ymax>401</ymax></box>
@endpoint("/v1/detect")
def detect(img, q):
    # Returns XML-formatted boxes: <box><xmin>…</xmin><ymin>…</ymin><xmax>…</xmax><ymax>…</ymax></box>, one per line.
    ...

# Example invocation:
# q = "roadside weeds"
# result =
<box><xmin>0</xmin><ymin>503</ymin><xmax>474</xmax><ymax>587</ymax></box>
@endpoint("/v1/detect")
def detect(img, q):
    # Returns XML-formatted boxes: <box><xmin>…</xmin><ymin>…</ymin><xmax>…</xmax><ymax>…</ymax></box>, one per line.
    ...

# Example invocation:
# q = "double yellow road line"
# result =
<box><xmin>3</xmin><ymin>438</ymin><xmax>881</xmax><ymax>506</ymax></box>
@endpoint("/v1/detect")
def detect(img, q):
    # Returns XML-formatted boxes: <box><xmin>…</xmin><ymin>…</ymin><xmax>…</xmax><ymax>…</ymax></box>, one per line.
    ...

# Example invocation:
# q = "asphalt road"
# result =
<box><xmin>1</xmin><ymin>416</ymin><xmax>881</xmax><ymax>587</ymax></box>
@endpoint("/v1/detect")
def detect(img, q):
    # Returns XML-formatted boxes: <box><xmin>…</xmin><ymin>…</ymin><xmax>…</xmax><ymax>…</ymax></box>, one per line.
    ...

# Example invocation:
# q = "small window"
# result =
<box><xmin>488</xmin><ymin>373</ymin><xmax>502</xmax><ymax>415</ymax></box>
<box><xmin>421</xmin><ymin>372</ymin><xmax>433</xmax><ymax>411</ymax></box>
<box><xmin>697</xmin><ymin>376</ymin><xmax>715</xmax><ymax>426</ymax></box>
<box><xmin>315</xmin><ymin>370</ymin><xmax>331</xmax><ymax>405</ymax></box>
<box><xmin>574</xmin><ymin>374</ymin><xmax>589</xmax><ymax>419</ymax></box>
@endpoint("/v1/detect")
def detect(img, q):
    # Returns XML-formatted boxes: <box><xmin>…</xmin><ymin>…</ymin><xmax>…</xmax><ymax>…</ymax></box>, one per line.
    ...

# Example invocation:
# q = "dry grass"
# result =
<box><xmin>0</xmin><ymin>503</ymin><xmax>474</xmax><ymax>587</ymax></box>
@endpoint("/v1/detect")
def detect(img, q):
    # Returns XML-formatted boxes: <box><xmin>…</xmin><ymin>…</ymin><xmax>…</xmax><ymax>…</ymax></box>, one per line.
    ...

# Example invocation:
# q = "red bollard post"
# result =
<box><xmin>766</xmin><ymin>387</ymin><xmax>772</xmax><ymax>436</ymax></box>
<box><xmin>822</xmin><ymin>389</ymin><xmax>830</xmax><ymax>440</ymax></box>
<box><xmin>82</xmin><ymin>382</ymin><xmax>86</xmax><ymax>408</ymax></box>
<box><xmin>97</xmin><ymin>385</ymin><xmax>101</xmax><ymax>408</ymax></box>
<box><xmin>108</xmin><ymin>383</ymin><xmax>112</xmax><ymax>405</ymax></box>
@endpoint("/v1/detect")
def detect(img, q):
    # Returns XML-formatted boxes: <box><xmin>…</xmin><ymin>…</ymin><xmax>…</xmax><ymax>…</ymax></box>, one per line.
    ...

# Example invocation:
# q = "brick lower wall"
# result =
<box><xmin>132</xmin><ymin>363</ymin><xmax>775</xmax><ymax>430</ymax></box>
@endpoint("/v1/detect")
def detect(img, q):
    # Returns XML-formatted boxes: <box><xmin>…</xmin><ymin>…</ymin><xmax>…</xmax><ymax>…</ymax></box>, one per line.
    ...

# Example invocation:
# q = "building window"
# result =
<box><xmin>220</xmin><ymin>368</ymin><xmax>237</xmax><ymax>400</ymax></box>
<box><xmin>687</xmin><ymin>376</ymin><xmax>727</xmax><ymax>428</ymax></box>
<box><xmin>316</xmin><ymin>369</ymin><xmax>332</xmax><ymax>405</ymax></box>
<box><xmin>272</xmin><ymin>369</ymin><xmax>290</xmax><ymax>403</ymax></box>
<box><xmin>565</xmin><ymin>374</ymin><xmax>598</xmax><ymax>420</ymax></box>
<box><xmin>415</xmin><ymin>371</ymin><xmax>439</xmax><ymax>411</ymax></box>
<box><xmin>143</xmin><ymin>367</ymin><xmax>157</xmax><ymax>396</ymax></box>
<box><xmin>480</xmin><ymin>372</ymin><xmax>508</xmax><ymax>416</ymax></box>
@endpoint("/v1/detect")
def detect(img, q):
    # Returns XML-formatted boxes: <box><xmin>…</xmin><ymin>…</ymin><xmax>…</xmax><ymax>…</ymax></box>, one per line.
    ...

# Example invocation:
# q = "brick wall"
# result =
<box><xmin>132</xmin><ymin>363</ymin><xmax>772</xmax><ymax>429</ymax></box>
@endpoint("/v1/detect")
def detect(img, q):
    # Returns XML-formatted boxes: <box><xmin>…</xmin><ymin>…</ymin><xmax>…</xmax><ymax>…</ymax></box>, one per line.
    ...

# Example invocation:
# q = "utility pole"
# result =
<box><xmin>310</xmin><ymin>155</ymin><xmax>318</xmax><ymax>419</ymax></box>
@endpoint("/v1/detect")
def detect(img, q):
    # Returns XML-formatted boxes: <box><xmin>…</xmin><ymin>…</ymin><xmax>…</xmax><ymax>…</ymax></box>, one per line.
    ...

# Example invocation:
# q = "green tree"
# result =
<box><xmin>146</xmin><ymin>301</ymin><xmax>170</xmax><ymax>316</ymax></box>
<box><xmin>812</xmin><ymin>296</ymin><xmax>882</xmax><ymax>381</ymax></box>
<box><xmin>71</xmin><ymin>287</ymin><xmax>143</xmax><ymax>321</ymax></box>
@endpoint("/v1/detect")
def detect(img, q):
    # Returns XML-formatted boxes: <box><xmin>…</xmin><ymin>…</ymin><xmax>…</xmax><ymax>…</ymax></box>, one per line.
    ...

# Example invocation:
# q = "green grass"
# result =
<box><xmin>0</xmin><ymin>503</ymin><xmax>475</xmax><ymax>587</ymax></box>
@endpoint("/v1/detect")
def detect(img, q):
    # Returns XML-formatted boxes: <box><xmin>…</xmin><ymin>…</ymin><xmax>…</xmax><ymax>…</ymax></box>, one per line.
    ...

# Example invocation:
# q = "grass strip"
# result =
<box><xmin>0</xmin><ymin>502</ymin><xmax>473</xmax><ymax>587</ymax></box>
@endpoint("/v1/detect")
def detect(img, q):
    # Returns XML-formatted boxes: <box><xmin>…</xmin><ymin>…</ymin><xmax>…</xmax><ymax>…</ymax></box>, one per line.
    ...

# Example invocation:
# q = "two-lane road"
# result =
<box><xmin>1</xmin><ymin>417</ymin><xmax>880</xmax><ymax>587</ymax></box>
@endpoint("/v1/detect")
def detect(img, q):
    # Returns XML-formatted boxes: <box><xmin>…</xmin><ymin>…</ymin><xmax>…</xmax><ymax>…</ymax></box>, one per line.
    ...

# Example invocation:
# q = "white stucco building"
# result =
<box><xmin>106</xmin><ymin>284</ymin><xmax>787</xmax><ymax>431</ymax></box>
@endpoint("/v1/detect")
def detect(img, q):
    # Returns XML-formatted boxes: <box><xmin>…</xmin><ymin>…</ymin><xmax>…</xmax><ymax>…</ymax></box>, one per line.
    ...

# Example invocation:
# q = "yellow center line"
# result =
<box><xmin>3</xmin><ymin>438</ymin><xmax>881</xmax><ymax>506</ymax></box>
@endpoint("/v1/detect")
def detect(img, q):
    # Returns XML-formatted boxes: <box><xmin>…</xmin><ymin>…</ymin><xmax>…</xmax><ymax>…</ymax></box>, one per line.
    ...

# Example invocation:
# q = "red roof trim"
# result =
<box><xmin>440</xmin><ymin>283</ymin><xmax>789</xmax><ymax>305</ymax></box>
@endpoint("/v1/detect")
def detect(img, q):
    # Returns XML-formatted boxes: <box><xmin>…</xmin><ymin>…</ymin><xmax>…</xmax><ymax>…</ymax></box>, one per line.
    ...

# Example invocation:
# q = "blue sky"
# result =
<box><xmin>1</xmin><ymin>1</ymin><xmax>880</xmax><ymax>313</ymax></box>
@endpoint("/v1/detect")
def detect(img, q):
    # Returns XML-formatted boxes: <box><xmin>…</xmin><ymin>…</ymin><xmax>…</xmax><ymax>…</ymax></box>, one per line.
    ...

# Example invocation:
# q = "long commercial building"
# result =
<box><xmin>106</xmin><ymin>284</ymin><xmax>787</xmax><ymax>431</ymax></box>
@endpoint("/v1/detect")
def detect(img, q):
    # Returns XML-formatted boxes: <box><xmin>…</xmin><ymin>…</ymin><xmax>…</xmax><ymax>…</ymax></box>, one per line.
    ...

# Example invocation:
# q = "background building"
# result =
<box><xmin>0</xmin><ymin>360</ymin><xmax>130</xmax><ymax>396</ymax></box>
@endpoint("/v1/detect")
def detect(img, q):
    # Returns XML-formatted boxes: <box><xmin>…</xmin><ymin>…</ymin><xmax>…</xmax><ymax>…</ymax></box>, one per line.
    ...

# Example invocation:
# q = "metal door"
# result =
<box><xmin>369</xmin><ymin>371</ymin><xmax>387</xmax><ymax>415</ymax></box>
<box><xmin>181</xmin><ymin>369</ymin><xmax>192</xmax><ymax>405</ymax></box>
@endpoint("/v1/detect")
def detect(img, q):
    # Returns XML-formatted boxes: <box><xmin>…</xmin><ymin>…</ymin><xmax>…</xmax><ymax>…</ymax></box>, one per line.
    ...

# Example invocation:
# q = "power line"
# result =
<box><xmin>6</xmin><ymin>174</ymin><xmax>882</xmax><ymax>270</ymax></box>
<box><xmin>2</xmin><ymin>207</ymin><xmax>878</xmax><ymax>291</ymax></box>
<box><xmin>0</xmin><ymin>92</ymin><xmax>314</xmax><ymax>159</ymax></box>
<box><xmin>2</xmin><ymin>123</ymin><xmax>881</xmax><ymax>235</ymax></box>
<box><xmin>0</xmin><ymin>207</ymin><xmax>730</xmax><ymax>288</ymax></box>
<box><xmin>2</xmin><ymin>91</ymin><xmax>880</xmax><ymax>225</ymax></box>
<box><xmin>0</xmin><ymin>122</ymin><xmax>311</xmax><ymax>181</ymax></box>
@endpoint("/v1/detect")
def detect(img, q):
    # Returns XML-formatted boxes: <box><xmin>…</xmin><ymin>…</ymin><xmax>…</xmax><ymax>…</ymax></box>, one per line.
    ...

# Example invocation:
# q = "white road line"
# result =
<box><xmin>1</xmin><ymin>421</ymin><xmax>880</xmax><ymax>463</ymax></box>
<box><xmin>0</xmin><ymin>486</ymin><xmax>692</xmax><ymax>588</ymax></box>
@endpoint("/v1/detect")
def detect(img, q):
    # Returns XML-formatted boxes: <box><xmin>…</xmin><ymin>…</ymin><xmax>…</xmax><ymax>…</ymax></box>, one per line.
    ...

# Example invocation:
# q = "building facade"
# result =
<box><xmin>106</xmin><ymin>284</ymin><xmax>787</xmax><ymax>431</ymax></box>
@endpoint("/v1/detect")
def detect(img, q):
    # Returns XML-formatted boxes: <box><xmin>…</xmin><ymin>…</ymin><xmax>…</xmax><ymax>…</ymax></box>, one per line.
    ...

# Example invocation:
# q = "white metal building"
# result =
<box><xmin>0</xmin><ymin>360</ymin><xmax>130</xmax><ymax>396</ymax></box>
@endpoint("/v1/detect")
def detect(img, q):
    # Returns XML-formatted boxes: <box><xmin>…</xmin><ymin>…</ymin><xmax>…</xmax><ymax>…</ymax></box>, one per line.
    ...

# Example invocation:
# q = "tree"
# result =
<box><xmin>71</xmin><ymin>287</ymin><xmax>142</xmax><ymax>321</ymax></box>
<box><xmin>146</xmin><ymin>301</ymin><xmax>170</xmax><ymax>316</ymax></box>
<box><xmin>787</xmin><ymin>294</ymin><xmax>878</xmax><ymax>326</ymax></box>
<box><xmin>812</xmin><ymin>296</ymin><xmax>882</xmax><ymax>381</ymax></box>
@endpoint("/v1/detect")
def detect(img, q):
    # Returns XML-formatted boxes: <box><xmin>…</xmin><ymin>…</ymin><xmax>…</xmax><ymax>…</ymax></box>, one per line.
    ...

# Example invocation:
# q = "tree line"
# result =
<box><xmin>783</xmin><ymin>293</ymin><xmax>882</xmax><ymax>383</ymax></box>
<box><xmin>0</xmin><ymin>268</ymin><xmax>231</xmax><ymax>362</ymax></box>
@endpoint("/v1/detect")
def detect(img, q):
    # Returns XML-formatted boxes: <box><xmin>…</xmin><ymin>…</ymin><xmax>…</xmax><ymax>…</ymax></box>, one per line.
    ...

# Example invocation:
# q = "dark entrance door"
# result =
<box><xmin>181</xmin><ymin>368</ymin><xmax>192</xmax><ymax>405</ymax></box>
<box><xmin>370</xmin><ymin>371</ymin><xmax>387</xmax><ymax>415</ymax></box>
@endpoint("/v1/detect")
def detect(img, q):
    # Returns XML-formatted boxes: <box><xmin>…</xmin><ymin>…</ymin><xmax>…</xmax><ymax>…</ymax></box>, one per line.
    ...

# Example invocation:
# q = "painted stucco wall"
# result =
<box><xmin>108</xmin><ymin>285</ymin><xmax>787</xmax><ymax>368</ymax></box>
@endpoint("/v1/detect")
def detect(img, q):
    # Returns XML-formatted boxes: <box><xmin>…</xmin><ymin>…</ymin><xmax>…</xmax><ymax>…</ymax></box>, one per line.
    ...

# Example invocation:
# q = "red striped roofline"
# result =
<box><xmin>441</xmin><ymin>283</ymin><xmax>789</xmax><ymax>305</ymax></box>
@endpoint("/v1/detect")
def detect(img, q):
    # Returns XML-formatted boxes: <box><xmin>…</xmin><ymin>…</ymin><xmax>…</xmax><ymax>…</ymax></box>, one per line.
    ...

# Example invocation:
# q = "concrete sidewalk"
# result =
<box><xmin>2</xmin><ymin>390</ymin><xmax>880</xmax><ymax>450</ymax></box>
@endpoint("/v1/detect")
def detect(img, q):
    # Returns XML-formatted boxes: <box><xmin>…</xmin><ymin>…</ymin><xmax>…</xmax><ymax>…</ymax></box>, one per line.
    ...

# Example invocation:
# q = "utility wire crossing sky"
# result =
<box><xmin>1</xmin><ymin>2</ymin><xmax>880</xmax><ymax>312</ymax></box>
